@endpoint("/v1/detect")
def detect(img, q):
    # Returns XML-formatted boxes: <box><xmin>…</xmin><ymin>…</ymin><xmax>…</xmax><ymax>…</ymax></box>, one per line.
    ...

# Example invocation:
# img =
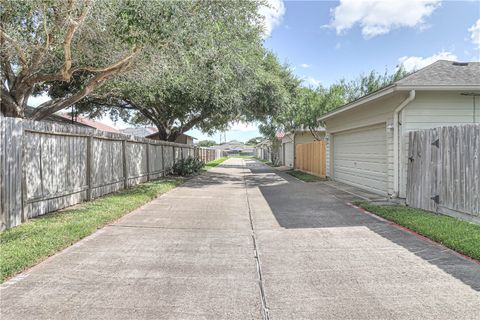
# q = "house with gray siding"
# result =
<box><xmin>319</xmin><ymin>60</ymin><xmax>480</xmax><ymax>198</ymax></box>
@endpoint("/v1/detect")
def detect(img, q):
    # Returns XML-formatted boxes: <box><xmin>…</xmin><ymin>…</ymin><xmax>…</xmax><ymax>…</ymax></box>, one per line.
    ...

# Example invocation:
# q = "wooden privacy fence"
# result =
<box><xmin>0</xmin><ymin>117</ymin><xmax>221</xmax><ymax>230</ymax></box>
<box><xmin>295</xmin><ymin>140</ymin><xmax>326</xmax><ymax>177</ymax></box>
<box><xmin>406</xmin><ymin>125</ymin><xmax>480</xmax><ymax>221</ymax></box>
<box><xmin>197</xmin><ymin>147</ymin><xmax>223</xmax><ymax>163</ymax></box>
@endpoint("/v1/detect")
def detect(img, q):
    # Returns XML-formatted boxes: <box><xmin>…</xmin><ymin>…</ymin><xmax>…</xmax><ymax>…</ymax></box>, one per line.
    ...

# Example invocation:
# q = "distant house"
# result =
<box><xmin>281</xmin><ymin>129</ymin><xmax>325</xmax><ymax>168</ymax></box>
<box><xmin>146</xmin><ymin>132</ymin><xmax>196</xmax><ymax>145</ymax></box>
<box><xmin>255</xmin><ymin>139</ymin><xmax>273</xmax><ymax>161</ymax></box>
<box><xmin>319</xmin><ymin>60</ymin><xmax>480</xmax><ymax>198</ymax></box>
<box><xmin>217</xmin><ymin>140</ymin><xmax>254</xmax><ymax>155</ymax></box>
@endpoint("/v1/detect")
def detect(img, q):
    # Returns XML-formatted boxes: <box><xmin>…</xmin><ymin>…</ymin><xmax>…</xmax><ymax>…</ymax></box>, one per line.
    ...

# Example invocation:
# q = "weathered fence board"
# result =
<box><xmin>406</xmin><ymin>125</ymin><xmax>480</xmax><ymax>221</ymax></box>
<box><xmin>295</xmin><ymin>140</ymin><xmax>326</xmax><ymax>178</ymax></box>
<box><xmin>0</xmin><ymin>117</ymin><xmax>223</xmax><ymax>230</ymax></box>
<box><xmin>0</xmin><ymin>118</ymin><xmax>23</xmax><ymax>229</ymax></box>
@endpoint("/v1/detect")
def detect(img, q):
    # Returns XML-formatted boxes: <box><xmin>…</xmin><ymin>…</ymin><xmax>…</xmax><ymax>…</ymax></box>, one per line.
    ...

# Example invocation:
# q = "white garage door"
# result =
<box><xmin>333</xmin><ymin>124</ymin><xmax>388</xmax><ymax>195</ymax></box>
<box><xmin>283</xmin><ymin>142</ymin><xmax>294</xmax><ymax>168</ymax></box>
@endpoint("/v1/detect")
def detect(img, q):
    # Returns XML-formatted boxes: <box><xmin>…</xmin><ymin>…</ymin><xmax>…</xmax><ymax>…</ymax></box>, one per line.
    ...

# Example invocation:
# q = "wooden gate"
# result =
<box><xmin>295</xmin><ymin>140</ymin><xmax>326</xmax><ymax>177</ymax></box>
<box><xmin>406</xmin><ymin>125</ymin><xmax>480</xmax><ymax>220</ymax></box>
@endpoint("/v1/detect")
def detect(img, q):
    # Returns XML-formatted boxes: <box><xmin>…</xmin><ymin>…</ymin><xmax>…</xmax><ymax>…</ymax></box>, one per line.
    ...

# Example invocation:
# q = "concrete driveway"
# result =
<box><xmin>1</xmin><ymin>158</ymin><xmax>479</xmax><ymax>319</ymax></box>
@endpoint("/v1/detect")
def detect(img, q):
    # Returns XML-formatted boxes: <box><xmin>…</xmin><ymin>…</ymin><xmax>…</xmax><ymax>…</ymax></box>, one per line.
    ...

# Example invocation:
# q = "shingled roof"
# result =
<box><xmin>318</xmin><ymin>60</ymin><xmax>480</xmax><ymax>121</ymax></box>
<box><xmin>396</xmin><ymin>60</ymin><xmax>480</xmax><ymax>87</ymax></box>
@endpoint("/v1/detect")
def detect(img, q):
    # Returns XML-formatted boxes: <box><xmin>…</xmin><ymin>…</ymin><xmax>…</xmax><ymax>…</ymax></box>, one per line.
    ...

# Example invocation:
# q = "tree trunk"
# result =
<box><xmin>1</xmin><ymin>91</ymin><xmax>26</xmax><ymax>118</ymax></box>
<box><xmin>151</xmin><ymin>123</ymin><xmax>180</xmax><ymax>142</ymax></box>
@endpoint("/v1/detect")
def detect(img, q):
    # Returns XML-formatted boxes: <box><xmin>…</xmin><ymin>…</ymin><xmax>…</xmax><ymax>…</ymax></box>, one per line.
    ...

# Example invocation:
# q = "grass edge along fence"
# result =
<box><xmin>0</xmin><ymin>178</ymin><xmax>183</xmax><ymax>283</ymax></box>
<box><xmin>0</xmin><ymin>117</ymin><xmax>222</xmax><ymax>230</ymax></box>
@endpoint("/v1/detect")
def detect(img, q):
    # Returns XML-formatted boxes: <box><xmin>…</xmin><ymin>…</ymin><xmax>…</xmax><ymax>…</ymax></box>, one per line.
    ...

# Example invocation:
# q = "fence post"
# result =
<box><xmin>122</xmin><ymin>139</ymin><xmax>128</xmax><ymax>189</ymax></box>
<box><xmin>21</xmin><ymin>121</ymin><xmax>27</xmax><ymax>222</ymax></box>
<box><xmin>0</xmin><ymin>117</ymin><xmax>4</xmax><ymax>230</ymax></box>
<box><xmin>161</xmin><ymin>144</ymin><xmax>165</xmax><ymax>176</ymax></box>
<box><xmin>146</xmin><ymin>143</ymin><xmax>150</xmax><ymax>181</ymax></box>
<box><xmin>172</xmin><ymin>146</ymin><xmax>176</xmax><ymax>166</ymax></box>
<box><xmin>86</xmin><ymin>134</ymin><xmax>93</xmax><ymax>201</ymax></box>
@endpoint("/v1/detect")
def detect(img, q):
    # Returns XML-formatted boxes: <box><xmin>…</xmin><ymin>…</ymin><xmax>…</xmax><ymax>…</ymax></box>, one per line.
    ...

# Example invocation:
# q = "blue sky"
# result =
<box><xmin>189</xmin><ymin>0</ymin><xmax>480</xmax><ymax>142</ymax></box>
<box><xmin>29</xmin><ymin>0</ymin><xmax>480</xmax><ymax>143</ymax></box>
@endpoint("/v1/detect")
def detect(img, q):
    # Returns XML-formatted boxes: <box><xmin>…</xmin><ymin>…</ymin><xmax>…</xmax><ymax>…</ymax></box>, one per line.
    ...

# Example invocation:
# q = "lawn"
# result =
<box><xmin>287</xmin><ymin>170</ymin><xmax>324</xmax><ymax>182</ymax></box>
<box><xmin>230</xmin><ymin>155</ymin><xmax>254</xmax><ymax>158</ymax></box>
<box><xmin>357</xmin><ymin>202</ymin><xmax>480</xmax><ymax>261</ymax></box>
<box><xmin>0</xmin><ymin>178</ymin><xmax>183</xmax><ymax>283</ymax></box>
<box><xmin>202</xmin><ymin>157</ymin><xmax>228</xmax><ymax>171</ymax></box>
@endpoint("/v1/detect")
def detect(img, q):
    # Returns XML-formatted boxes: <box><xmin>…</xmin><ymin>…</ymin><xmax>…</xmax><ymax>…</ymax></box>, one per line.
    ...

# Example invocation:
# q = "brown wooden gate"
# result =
<box><xmin>295</xmin><ymin>141</ymin><xmax>326</xmax><ymax>177</ymax></box>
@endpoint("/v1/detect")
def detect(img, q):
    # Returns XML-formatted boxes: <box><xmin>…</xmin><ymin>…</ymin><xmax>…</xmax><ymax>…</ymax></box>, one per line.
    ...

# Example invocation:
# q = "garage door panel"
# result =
<box><xmin>333</xmin><ymin>124</ymin><xmax>387</xmax><ymax>195</ymax></box>
<box><xmin>334</xmin><ymin>153</ymin><xmax>387</xmax><ymax>162</ymax></box>
<box><xmin>335</xmin><ymin>173</ymin><xmax>387</xmax><ymax>194</ymax></box>
<box><xmin>335</xmin><ymin>159</ymin><xmax>387</xmax><ymax>172</ymax></box>
<box><xmin>335</xmin><ymin>166</ymin><xmax>387</xmax><ymax>181</ymax></box>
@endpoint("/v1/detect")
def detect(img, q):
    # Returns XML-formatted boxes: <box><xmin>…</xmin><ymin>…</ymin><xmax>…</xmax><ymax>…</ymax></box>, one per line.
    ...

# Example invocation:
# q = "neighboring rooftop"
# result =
<box><xmin>396</xmin><ymin>60</ymin><xmax>480</xmax><ymax>87</ymax></box>
<box><xmin>58</xmin><ymin>114</ymin><xmax>120</xmax><ymax>133</ymax></box>
<box><xmin>120</xmin><ymin>127</ymin><xmax>157</xmax><ymax>137</ymax></box>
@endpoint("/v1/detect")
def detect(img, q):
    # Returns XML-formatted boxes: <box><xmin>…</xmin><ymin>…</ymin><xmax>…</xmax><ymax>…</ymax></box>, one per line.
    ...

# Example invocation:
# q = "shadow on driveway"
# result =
<box><xmin>243</xmin><ymin>159</ymin><xmax>480</xmax><ymax>292</ymax></box>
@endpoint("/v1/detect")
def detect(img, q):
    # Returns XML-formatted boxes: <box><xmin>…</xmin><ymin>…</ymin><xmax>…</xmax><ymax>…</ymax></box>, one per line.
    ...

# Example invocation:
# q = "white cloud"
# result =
<box><xmin>229</xmin><ymin>121</ymin><xmax>258</xmax><ymax>132</ymax></box>
<box><xmin>259</xmin><ymin>0</ymin><xmax>285</xmax><ymax>38</ymax></box>
<box><xmin>398</xmin><ymin>51</ymin><xmax>457</xmax><ymax>72</ymax></box>
<box><xmin>299</xmin><ymin>63</ymin><xmax>311</xmax><ymax>68</ymax></box>
<box><xmin>330</xmin><ymin>0</ymin><xmax>441</xmax><ymax>38</ymax></box>
<box><xmin>302</xmin><ymin>76</ymin><xmax>321</xmax><ymax>87</ymax></box>
<box><xmin>469</xmin><ymin>19</ymin><xmax>480</xmax><ymax>49</ymax></box>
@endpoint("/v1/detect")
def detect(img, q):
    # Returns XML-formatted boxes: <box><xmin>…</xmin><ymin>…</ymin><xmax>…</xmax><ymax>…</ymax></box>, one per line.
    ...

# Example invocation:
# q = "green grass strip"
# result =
<box><xmin>357</xmin><ymin>202</ymin><xmax>480</xmax><ymax>261</ymax></box>
<box><xmin>202</xmin><ymin>157</ymin><xmax>229</xmax><ymax>171</ymax></box>
<box><xmin>287</xmin><ymin>170</ymin><xmax>324</xmax><ymax>182</ymax></box>
<box><xmin>0</xmin><ymin>178</ymin><xmax>183</xmax><ymax>283</ymax></box>
<box><xmin>230</xmin><ymin>155</ymin><xmax>254</xmax><ymax>158</ymax></box>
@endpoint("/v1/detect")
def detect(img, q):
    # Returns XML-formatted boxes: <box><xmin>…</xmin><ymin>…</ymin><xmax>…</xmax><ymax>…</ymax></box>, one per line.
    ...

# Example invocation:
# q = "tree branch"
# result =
<box><xmin>25</xmin><ymin>46</ymin><xmax>140</xmax><ymax>86</ymax></box>
<box><xmin>0</xmin><ymin>30</ymin><xmax>28</xmax><ymax>68</ymax></box>
<box><xmin>28</xmin><ymin>59</ymin><xmax>128</xmax><ymax>120</ymax></box>
<box><xmin>62</xmin><ymin>0</ymin><xmax>91</xmax><ymax>80</ymax></box>
<box><xmin>1</xmin><ymin>58</ymin><xmax>15</xmax><ymax>88</ymax></box>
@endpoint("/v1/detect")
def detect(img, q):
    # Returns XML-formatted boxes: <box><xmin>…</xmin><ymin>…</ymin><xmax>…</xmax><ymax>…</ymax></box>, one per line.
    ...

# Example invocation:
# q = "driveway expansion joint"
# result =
<box><xmin>241</xmin><ymin>162</ymin><xmax>270</xmax><ymax>320</ymax></box>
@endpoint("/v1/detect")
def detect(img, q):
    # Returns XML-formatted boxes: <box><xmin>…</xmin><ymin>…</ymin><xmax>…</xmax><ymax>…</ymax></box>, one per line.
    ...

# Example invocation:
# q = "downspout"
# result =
<box><xmin>393</xmin><ymin>89</ymin><xmax>415</xmax><ymax>198</ymax></box>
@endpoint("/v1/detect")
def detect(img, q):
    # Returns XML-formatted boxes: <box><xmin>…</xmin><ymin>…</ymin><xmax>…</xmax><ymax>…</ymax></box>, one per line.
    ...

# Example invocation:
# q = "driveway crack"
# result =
<box><xmin>241</xmin><ymin>160</ymin><xmax>270</xmax><ymax>320</ymax></box>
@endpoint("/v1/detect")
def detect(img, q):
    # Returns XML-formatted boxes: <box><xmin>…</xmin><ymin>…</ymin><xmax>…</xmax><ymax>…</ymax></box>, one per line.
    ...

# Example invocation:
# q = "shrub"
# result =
<box><xmin>172</xmin><ymin>157</ymin><xmax>204</xmax><ymax>176</ymax></box>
